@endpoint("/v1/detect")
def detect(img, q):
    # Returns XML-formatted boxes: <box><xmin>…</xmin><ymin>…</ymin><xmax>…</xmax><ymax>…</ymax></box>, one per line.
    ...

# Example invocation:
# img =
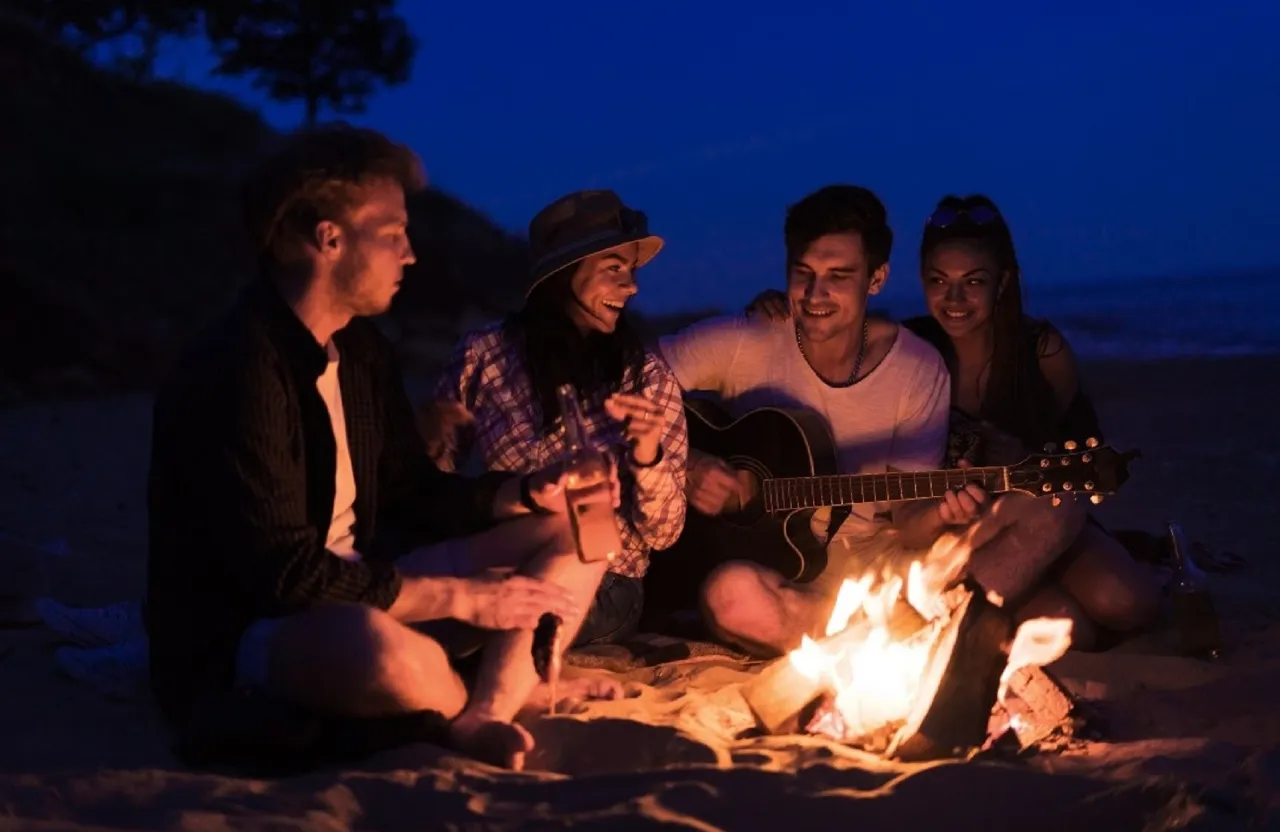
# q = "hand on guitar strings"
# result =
<box><xmin>686</xmin><ymin>451</ymin><xmax>757</xmax><ymax>516</ymax></box>
<box><xmin>936</xmin><ymin>459</ymin><xmax>989</xmax><ymax>526</ymax></box>
<box><xmin>604</xmin><ymin>393</ymin><xmax>668</xmax><ymax>466</ymax></box>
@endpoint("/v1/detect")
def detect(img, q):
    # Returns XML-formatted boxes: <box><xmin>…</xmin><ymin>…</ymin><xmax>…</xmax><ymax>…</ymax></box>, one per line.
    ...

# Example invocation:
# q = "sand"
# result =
<box><xmin>1</xmin><ymin>355</ymin><xmax>1278</xmax><ymax>831</ymax></box>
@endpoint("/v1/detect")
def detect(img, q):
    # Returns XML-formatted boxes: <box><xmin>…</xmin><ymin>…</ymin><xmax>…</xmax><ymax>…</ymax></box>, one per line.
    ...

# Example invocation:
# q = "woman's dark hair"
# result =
<box><xmin>505</xmin><ymin>265</ymin><xmax>648</xmax><ymax>433</ymax></box>
<box><xmin>920</xmin><ymin>194</ymin><xmax>1059</xmax><ymax>446</ymax></box>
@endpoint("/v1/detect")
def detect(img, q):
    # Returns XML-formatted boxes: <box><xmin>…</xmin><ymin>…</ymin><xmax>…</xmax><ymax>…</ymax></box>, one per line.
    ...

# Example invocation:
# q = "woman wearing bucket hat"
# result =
<box><xmin>426</xmin><ymin>190</ymin><xmax>688</xmax><ymax>647</ymax></box>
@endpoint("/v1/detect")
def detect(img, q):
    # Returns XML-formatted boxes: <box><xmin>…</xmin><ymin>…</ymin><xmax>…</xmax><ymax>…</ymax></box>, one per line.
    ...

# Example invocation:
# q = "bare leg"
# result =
<box><xmin>448</xmin><ymin>514</ymin><xmax>610</xmax><ymax>770</ymax></box>
<box><xmin>1055</xmin><ymin>523</ymin><xmax>1161</xmax><ymax>633</ymax></box>
<box><xmin>699</xmin><ymin>561</ymin><xmax>831</xmax><ymax>657</ymax></box>
<box><xmin>266</xmin><ymin>604</ymin><xmax>467</xmax><ymax>719</ymax></box>
<box><xmin>1014</xmin><ymin>584</ymin><xmax>1098</xmax><ymax>651</ymax></box>
<box><xmin>964</xmin><ymin>494</ymin><xmax>1088</xmax><ymax>605</ymax></box>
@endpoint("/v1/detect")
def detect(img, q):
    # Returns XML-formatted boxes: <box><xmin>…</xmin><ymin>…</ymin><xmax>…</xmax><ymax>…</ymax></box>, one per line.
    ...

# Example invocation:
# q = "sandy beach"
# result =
<box><xmin>1</xmin><ymin>354</ymin><xmax>1277</xmax><ymax>830</ymax></box>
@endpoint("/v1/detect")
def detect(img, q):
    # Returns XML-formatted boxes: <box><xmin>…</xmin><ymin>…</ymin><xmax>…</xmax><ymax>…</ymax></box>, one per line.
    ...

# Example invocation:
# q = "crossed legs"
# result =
<box><xmin>261</xmin><ymin>513</ymin><xmax>608</xmax><ymax>768</ymax></box>
<box><xmin>700</xmin><ymin>494</ymin><xmax>1154</xmax><ymax>657</ymax></box>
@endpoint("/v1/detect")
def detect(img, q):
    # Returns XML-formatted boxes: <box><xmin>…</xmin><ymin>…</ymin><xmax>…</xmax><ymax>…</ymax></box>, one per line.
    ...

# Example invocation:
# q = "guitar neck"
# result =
<box><xmin>762</xmin><ymin>467</ymin><xmax>1010</xmax><ymax>512</ymax></box>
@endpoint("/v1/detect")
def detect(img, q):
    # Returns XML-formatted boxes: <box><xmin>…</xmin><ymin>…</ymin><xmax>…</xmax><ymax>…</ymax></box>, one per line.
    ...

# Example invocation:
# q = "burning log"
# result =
<box><xmin>740</xmin><ymin>653</ymin><xmax>829</xmax><ymax>737</ymax></box>
<box><xmin>988</xmin><ymin>665</ymin><xmax>1077</xmax><ymax>750</ymax></box>
<box><xmin>740</xmin><ymin>599</ymin><xmax>930</xmax><ymax>737</ymax></box>
<box><xmin>885</xmin><ymin>588</ymin><xmax>1013</xmax><ymax>761</ymax></box>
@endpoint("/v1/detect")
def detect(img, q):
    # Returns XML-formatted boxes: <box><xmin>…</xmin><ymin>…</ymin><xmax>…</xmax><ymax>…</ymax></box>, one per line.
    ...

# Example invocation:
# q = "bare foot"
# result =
<box><xmin>449</xmin><ymin>713</ymin><xmax>535</xmax><ymax>771</ymax></box>
<box><xmin>523</xmin><ymin>675</ymin><xmax>626</xmax><ymax>715</ymax></box>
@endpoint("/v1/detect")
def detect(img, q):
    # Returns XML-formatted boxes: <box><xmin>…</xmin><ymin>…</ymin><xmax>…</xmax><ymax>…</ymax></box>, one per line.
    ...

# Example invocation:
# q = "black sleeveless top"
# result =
<box><xmin>903</xmin><ymin>315</ymin><xmax>1103</xmax><ymax>460</ymax></box>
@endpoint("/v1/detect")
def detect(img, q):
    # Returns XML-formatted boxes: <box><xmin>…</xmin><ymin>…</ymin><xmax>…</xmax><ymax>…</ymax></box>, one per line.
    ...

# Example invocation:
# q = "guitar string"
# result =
<box><xmin>762</xmin><ymin>466</ymin><xmax>1081</xmax><ymax>510</ymax></box>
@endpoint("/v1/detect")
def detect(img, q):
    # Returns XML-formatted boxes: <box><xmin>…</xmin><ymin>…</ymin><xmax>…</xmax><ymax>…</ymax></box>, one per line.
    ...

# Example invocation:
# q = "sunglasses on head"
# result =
<box><xmin>926</xmin><ymin>204</ymin><xmax>1000</xmax><ymax>228</ymax></box>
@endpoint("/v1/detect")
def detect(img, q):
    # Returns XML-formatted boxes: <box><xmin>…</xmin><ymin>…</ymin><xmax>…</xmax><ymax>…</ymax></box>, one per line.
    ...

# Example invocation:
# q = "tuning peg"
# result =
<box><xmin>1085</xmin><ymin>437</ymin><xmax>1099</xmax><ymax>448</ymax></box>
<box><xmin>1064</xmin><ymin>440</ymin><xmax>1078</xmax><ymax>451</ymax></box>
<box><xmin>1062</xmin><ymin>482</ymin><xmax>1074</xmax><ymax>491</ymax></box>
<box><xmin>1081</xmin><ymin>453</ymin><xmax>1093</xmax><ymax>463</ymax></box>
<box><xmin>1090</xmin><ymin>494</ymin><xmax>1105</xmax><ymax>505</ymax></box>
<box><xmin>1051</xmin><ymin>496</ymin><xmax>1063</xmax><ymax>507</ymax></box>
<box><xmin>1041</xmin><ymin>483</ymin><xmax>1052</xmax><ymax>493</ymax></box>
<box><xmin>1043</xmin><ymin>442</ymin><xmax>1056</xmax><ymax>452</ymax></box>
<box><xmin>1084</xmin><ymin>481</ymin><xmax>1095</xmax><ymax>490</ymax></box>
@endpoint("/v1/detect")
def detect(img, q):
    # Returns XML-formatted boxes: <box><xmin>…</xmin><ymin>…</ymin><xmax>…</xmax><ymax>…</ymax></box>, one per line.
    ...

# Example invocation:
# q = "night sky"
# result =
<box><xmin>158</xmin><ymin>1</ymin><xmax>1280</xmax><ymax>315</ymax></box>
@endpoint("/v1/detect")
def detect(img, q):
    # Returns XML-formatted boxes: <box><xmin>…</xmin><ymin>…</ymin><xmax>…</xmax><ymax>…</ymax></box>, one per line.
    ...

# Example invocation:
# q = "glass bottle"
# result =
<box><xmin>1167</xmin><ymin>521</ymin><xmax>1222</xmax><ymax>660</ymax></box>
<box><xmin>556</xmin><ymin>384</ymin><xmax>623</xmax><ymax>563</ymax></box>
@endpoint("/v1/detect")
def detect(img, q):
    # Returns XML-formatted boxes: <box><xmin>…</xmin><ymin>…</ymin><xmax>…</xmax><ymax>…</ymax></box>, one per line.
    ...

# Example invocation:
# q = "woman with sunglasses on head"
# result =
<box><xmin>746</xmin><ymin>194</ymin><xmax>1160</xmax><ymax>649</ymax></box>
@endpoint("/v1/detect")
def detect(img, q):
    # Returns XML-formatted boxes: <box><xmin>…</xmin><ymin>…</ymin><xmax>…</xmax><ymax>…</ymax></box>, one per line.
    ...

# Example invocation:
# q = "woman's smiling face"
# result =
<box><xmin>921</xmin><ymin>238</ymin><xmax>1004</xmax><ymax>341</ymax></box>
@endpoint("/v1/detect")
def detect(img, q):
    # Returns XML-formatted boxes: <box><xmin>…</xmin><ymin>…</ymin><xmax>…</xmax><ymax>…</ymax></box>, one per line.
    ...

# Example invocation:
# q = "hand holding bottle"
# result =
<box><xmin>557</xmin><ymin>384</ymin><xmax>625</xmax><ymax>563</ymax></box>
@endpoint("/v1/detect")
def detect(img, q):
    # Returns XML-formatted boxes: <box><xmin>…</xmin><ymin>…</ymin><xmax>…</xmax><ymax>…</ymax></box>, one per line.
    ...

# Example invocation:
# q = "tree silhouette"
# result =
<box><xmin>6</xmin><ymin>0</ymin><xmax>200</xmax><ymax>77</ymax></box>
<box><xmin>205</xmin><ymin>0</ymin><xmax>417</xmax><ymax>126</ymax></box>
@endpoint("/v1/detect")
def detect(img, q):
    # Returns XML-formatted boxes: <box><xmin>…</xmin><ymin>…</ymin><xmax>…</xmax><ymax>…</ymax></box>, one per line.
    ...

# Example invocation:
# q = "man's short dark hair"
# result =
<box><xmin>242</xmin><ymin>122</ymin><xmax>426</xmax><ymax>268</ymax></box>
<box><xmin>784</xmin><ymin>185</ymin><xmax>893</xmax><ymax>272</ymax></box>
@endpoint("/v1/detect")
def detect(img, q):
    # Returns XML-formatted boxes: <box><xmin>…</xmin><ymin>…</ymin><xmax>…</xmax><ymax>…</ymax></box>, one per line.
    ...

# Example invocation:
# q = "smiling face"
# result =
<box><xmin>564</xmin><ymin>242</ymin><xmax>640</xmax><ymax>335</ymax></box>
<box><xmin>921</xmin><ymin>238</ymin><xmax>1005</xmax><ymax>341</ymax></box>
<box><xmin>786</xmin><ymin>232</ymin><xmax>886</xmax><ymax>344</ymax></box>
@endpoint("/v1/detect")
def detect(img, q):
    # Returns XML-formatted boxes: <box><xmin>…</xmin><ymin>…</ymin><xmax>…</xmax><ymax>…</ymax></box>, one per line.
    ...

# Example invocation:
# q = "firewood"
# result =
<box><xmin>998</xmin><ymin>665</ymin><xmax>1076</xmax><ymax>749</ymax></box>
<box><xmin>739</xmin><ymin>619</ymin><xmax>875</xmax><ymax>736</ymax></box>
<box><xmin>886</xmin><ymin>587</ymin><xmax>1014</xmax><ymax>762</ymax></box>
<box><xmin>740</xmin><ymin>656</ymin><xmax>828</xmax><ymax>736</ymax></box>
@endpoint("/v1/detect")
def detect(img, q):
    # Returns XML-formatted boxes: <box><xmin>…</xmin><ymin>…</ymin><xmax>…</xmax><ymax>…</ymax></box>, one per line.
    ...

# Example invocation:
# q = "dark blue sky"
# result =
<box><xmin>160</xmin><ymin>2</ymin><xmax>1280</xmax><ymax>316</ymax></box>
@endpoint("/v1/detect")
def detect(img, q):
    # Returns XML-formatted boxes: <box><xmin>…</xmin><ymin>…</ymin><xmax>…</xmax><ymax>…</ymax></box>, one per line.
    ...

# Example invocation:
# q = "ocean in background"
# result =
<box><xmin>871</xmin><ymin>269</ymin><xmax>1280</xmax><ymax>360</ymax></box>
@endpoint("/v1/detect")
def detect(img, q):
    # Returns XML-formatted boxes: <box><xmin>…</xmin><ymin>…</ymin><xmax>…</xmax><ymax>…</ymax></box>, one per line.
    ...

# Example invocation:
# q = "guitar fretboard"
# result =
<box><xmin>762</xmin><ymin>467</ymin><xmax>1010</xmax><ymax>512</ymax></box>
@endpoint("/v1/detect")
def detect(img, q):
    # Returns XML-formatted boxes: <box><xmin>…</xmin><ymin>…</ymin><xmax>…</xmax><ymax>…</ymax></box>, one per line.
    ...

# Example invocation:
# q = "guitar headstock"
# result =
<box><xmin>1006</xmin><ymin>437</ymin><xmax>1141</xmax><ymax>505</ymax></box>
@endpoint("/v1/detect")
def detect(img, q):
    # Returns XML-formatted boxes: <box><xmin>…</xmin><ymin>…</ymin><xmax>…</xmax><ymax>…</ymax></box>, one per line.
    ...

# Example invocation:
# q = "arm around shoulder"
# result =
<box><xmin>656</xmin><ymin>314</ymin><xmax>752</xmax><ymax>395</ymax></box>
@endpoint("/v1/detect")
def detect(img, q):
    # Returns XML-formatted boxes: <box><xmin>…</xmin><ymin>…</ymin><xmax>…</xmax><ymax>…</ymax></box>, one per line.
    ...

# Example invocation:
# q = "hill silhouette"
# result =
<box><xmin>0</xmin><ymin>12</ymin><xmax>717</xmax><ymax>404</ymax></box>
<box><xmin>0</xmin><ymin>11</ymin><xmax>533</xmax><ymax>402</ymax></box>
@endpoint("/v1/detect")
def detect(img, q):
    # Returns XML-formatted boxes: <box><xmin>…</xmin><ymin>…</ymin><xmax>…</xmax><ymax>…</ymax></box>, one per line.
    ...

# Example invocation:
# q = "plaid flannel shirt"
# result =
<box><xmin>433</xmin><ymin>322</ymin><xmax>688</xmax><ymax>577</ymax></box>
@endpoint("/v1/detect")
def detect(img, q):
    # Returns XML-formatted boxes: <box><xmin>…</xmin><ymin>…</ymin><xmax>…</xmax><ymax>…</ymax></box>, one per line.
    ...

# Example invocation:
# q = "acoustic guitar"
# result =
<box><xmin>676</xmin><ymin>397</ymin><xmax>1140</xmax><ymax>584</ymax></box>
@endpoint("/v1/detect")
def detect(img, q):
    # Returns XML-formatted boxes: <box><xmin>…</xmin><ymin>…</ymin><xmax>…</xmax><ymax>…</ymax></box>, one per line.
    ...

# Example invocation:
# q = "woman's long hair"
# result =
<box><xmin>920</xmin><ymin>195</ymin><xmax>1058</xmax><ymax>446</ymax></box>
<box><xmin>505</xmin><ymin>266</ymin><xmax>648</xmax><ymax>433</ymax></box>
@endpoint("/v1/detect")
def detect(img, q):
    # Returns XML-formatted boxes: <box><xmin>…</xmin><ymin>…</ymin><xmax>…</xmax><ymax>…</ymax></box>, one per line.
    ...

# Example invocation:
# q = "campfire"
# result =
<box><xmin>741</xmin><ymin>544</ymin><xmax>1079</xmax><ymax>760</ymax></box>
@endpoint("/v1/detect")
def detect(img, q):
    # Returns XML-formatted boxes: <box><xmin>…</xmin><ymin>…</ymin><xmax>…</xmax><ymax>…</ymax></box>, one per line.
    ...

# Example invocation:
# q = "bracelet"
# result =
<box><xmin>629</xmin><ymin>443</ymin><xmax>664</xmax><ymax>468</ymax></box>
<box><xmin>519</xmin><ymin>474</ymin><xmax>554</xmax><ymax>515</ymax></box>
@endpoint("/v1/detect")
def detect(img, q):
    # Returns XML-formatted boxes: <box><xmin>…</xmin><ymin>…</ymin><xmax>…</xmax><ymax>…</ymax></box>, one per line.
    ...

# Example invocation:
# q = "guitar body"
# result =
<box><xmin>643</xmin><ymin>396</ymin><xmax>1139</xmax><ymax>612</ymax></box>
<box><xmin>659</xmin><ymin>398</ymin><xmax>838</xmax><ymax>588</ymax></box>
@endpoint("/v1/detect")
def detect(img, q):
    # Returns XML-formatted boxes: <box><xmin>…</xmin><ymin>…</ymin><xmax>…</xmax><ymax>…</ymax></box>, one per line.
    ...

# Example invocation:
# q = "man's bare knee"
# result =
<box><xmin>994</xmin><ymin>493</ymin><xmax>1087</xmax><ymax>540</ymax></box>
<box><xmin>700</xmin><ymin>562</ymin><xmax>790</xmax><ymax>653</ymax></box>
<box><xmin>270</xmin><ymin>604</ymin><xmax>463</xmax><ymax>718</ymax></box>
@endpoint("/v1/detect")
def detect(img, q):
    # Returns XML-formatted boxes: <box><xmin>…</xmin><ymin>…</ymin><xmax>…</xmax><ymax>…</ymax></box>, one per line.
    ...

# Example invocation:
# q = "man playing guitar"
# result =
<box><xmin>651</xmin><ymin>185</ymin><xmax>1090</xmax><ymax>658</ymax></box>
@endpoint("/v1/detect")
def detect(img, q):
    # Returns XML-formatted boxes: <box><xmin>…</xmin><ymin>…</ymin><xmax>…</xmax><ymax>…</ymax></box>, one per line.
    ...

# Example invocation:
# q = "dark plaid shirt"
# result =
<box><xmin>146</xmin><ymin>279</ymin><xmax>511</xmax><ymax>725</ymax></box>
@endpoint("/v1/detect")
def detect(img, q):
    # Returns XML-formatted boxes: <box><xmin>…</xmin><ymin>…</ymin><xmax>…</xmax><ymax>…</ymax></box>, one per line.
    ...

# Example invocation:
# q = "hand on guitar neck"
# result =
<box><xmin>935</xmin><ymin>460</ymin><xmax>989</xmax><ymax>526</ymax></box>
<box><xmin>687</xmin><ymin>449</ymin><xmax>760</xmax><ymax>516</ymax></box>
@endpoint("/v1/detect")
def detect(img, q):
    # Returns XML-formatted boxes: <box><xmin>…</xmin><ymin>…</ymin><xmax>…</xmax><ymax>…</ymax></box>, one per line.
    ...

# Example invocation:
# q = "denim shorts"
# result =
<box><xmin>574</xmin><ymin>572</ymin><xmax>644</xmax><ymax>647</ymax></box>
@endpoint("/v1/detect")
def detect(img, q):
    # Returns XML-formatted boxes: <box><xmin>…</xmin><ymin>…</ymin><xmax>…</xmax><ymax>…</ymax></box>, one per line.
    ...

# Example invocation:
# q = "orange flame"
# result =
<box><xmin>788</xmin><ymin>534</ymin><xmax>1072</xmax><ymax>744</ymax></box>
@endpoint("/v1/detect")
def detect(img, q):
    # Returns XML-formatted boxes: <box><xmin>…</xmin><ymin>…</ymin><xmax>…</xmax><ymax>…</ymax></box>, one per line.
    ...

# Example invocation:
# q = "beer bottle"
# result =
<box><xmin>556</xmin><ymin>384</ymin><xmax>623</xmax><ymax>563</ymax></box>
